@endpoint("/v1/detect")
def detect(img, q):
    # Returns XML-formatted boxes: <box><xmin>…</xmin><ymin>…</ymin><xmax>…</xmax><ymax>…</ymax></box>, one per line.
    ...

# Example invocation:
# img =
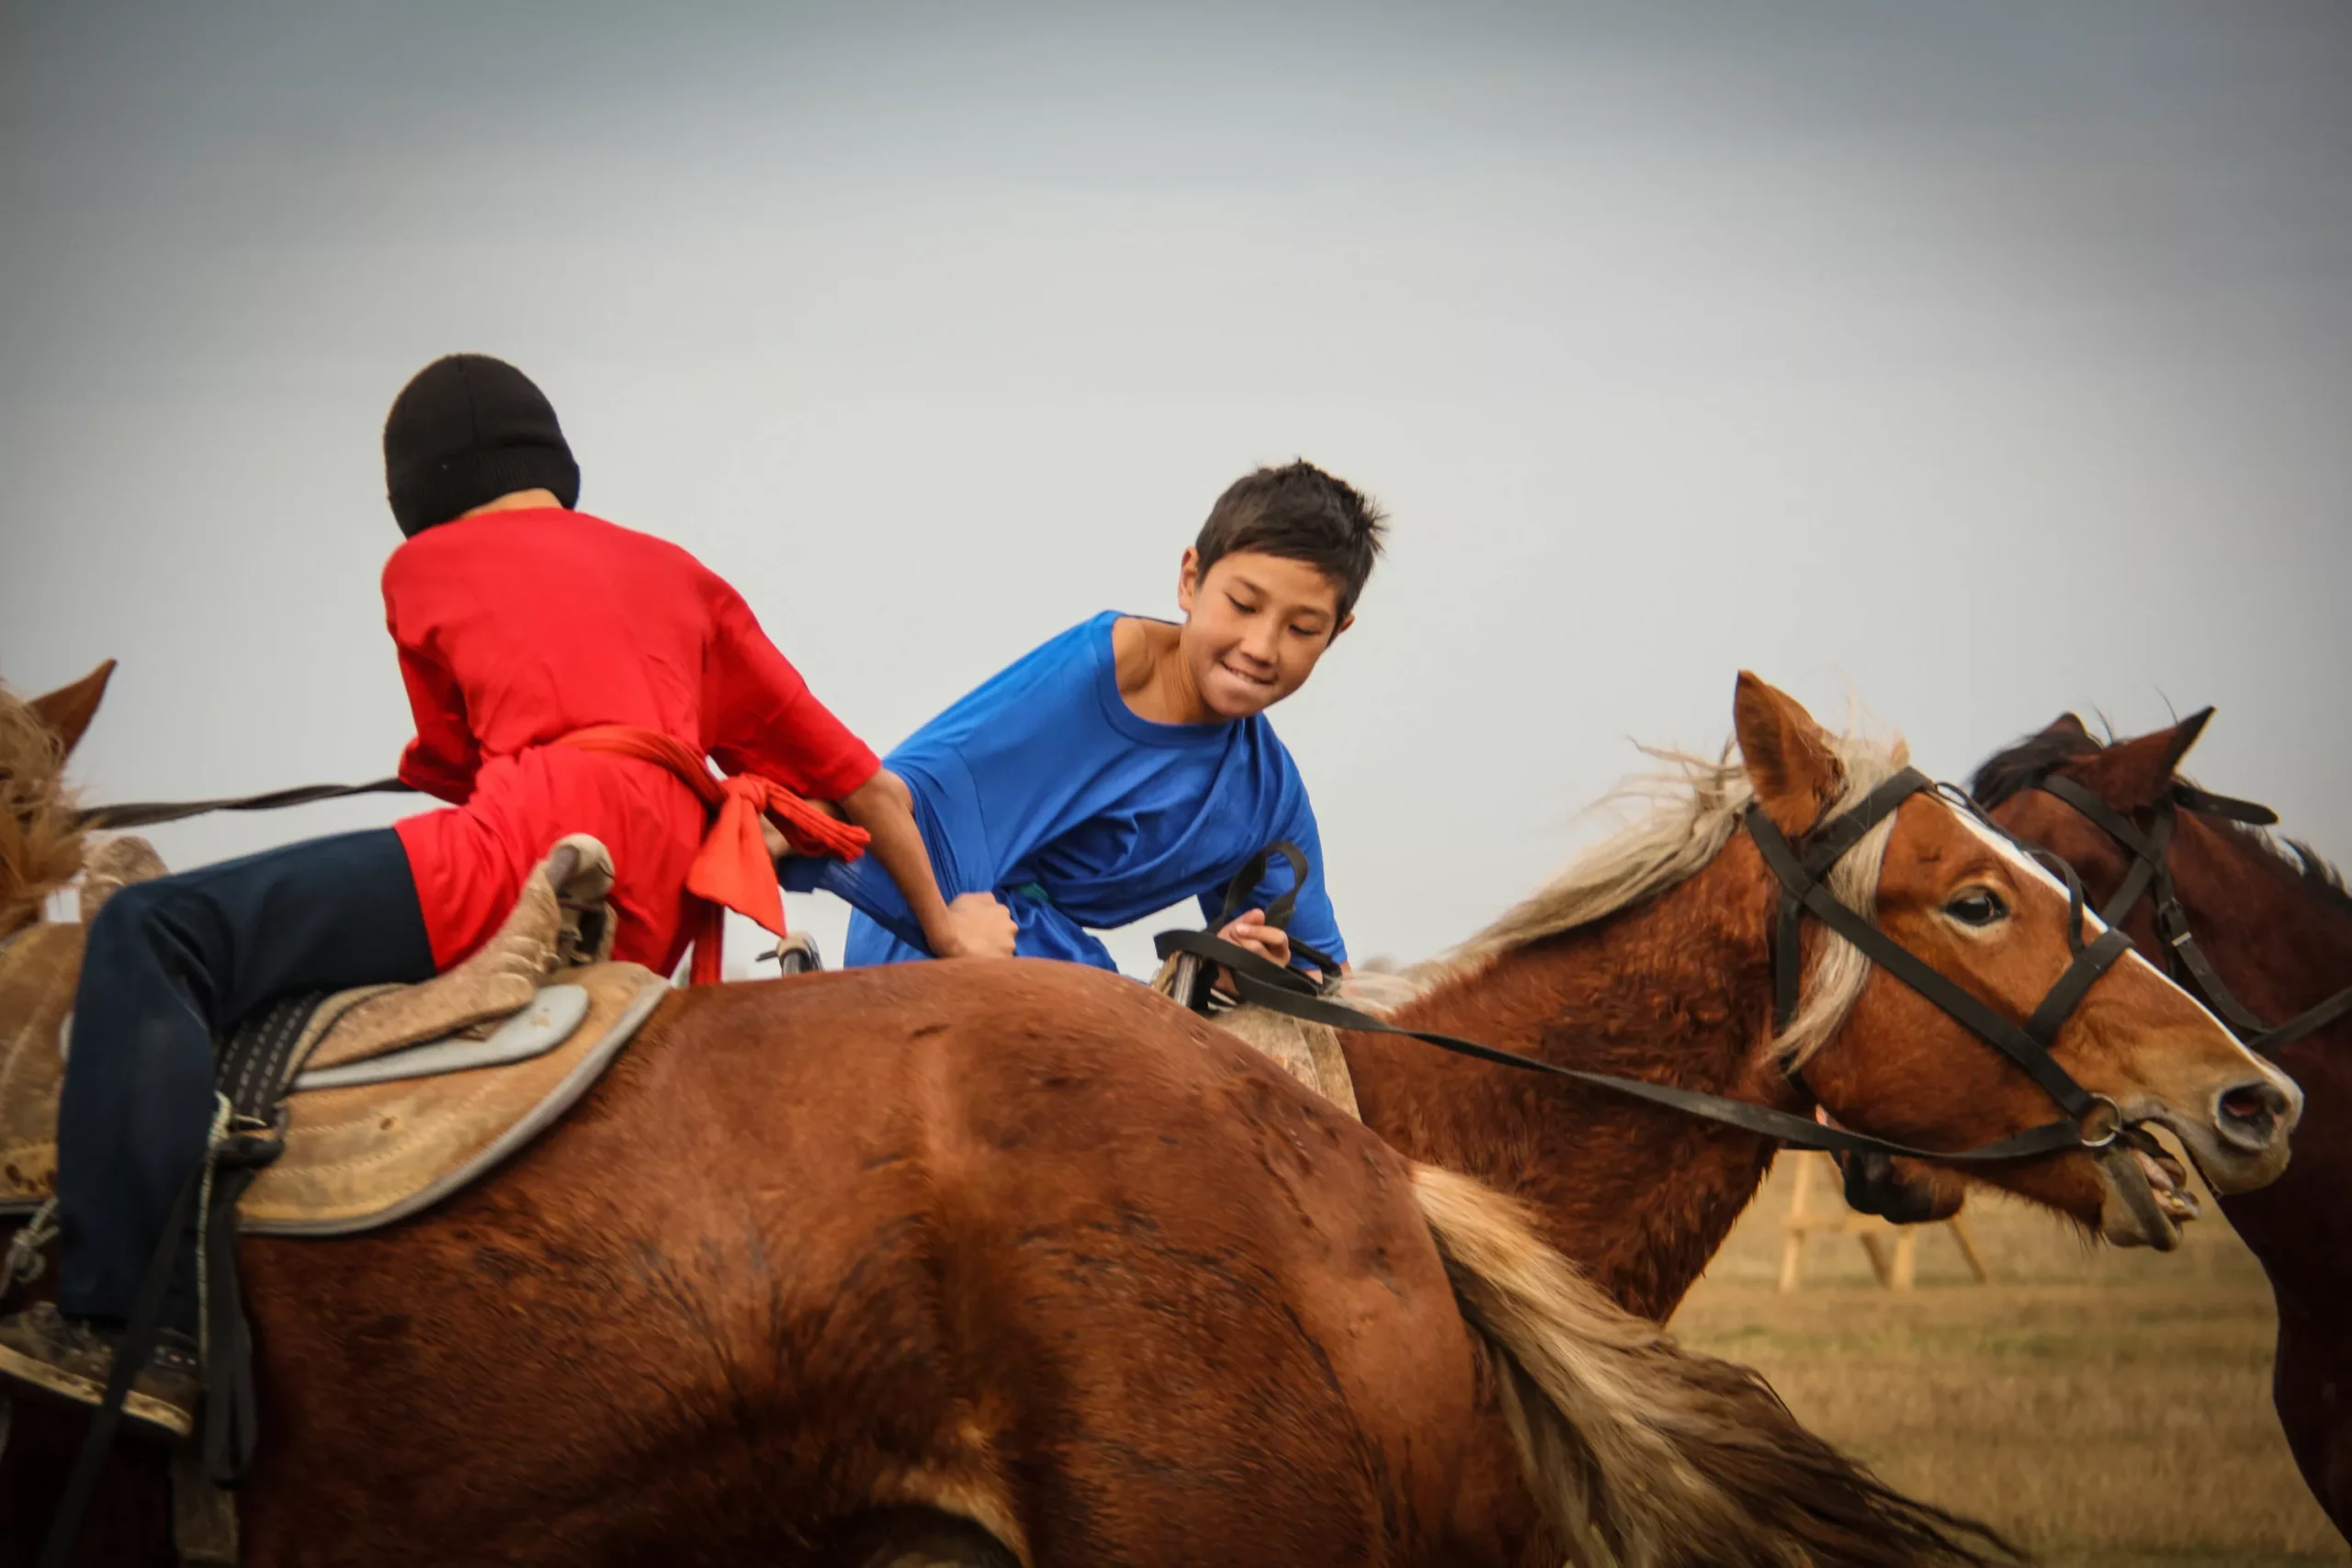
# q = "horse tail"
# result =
<box><xmin>1408</xmin><ymin>1163</ymin><xmax>2019</xmax><ymax>1568</ymax></box>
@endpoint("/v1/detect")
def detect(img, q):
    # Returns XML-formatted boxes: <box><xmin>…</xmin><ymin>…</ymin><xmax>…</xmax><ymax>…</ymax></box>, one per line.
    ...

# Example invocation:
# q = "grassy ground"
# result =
<box><xmin>1670</xmin><ymin>1158</ymin><xmax>2344</xmax><ymax>1567</ymax></box>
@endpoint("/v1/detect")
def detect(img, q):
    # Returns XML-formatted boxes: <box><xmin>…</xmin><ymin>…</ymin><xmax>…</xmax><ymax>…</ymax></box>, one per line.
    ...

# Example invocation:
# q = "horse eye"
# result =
<box><xmin>1944</xmin><ymin>888</ymin><xmax>2008</xmax><ymax>928</ymax></box>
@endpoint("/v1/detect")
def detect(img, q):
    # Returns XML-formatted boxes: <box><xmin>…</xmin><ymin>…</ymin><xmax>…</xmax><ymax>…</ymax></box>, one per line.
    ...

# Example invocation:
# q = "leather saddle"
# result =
<box><xmin>0</xmin><ymin>835</ymin><xmax>673</xmax><ymax>1235</ymax></box>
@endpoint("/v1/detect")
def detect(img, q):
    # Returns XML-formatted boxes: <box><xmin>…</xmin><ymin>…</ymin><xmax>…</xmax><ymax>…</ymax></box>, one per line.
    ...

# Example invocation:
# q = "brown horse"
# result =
<box><xmin>0</xmin><ymin>663</ymin><xmax>2020</xmax><ymax>1568</ymax></box>
<box><xmin>1310</xmin><ymin>677</ymin><xmax>2298</xmax><ymax>1322</ymax></box>
<box><xmin>1839</xmin><ymin>711</ymin><xmax>2352</xmax><ymax>1540</ymax></box>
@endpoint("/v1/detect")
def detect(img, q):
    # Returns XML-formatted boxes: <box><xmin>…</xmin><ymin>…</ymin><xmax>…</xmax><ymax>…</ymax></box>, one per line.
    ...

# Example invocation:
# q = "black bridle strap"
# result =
<box><xmin>76</xmin><ymin>778</ymin><xmax>415</xmax><ymax>830</ymax></box>
<box><xmin>1761</xmin><ymin>769</ymin><xmax>1933</xmax><ymax>1029</ymax></box>
<box><xmin>1155</xmin><ymin>928</ymin><xmax>2090</xmax><ymax>1164</ymax></box>
<box><xmin>1747</xmin><ymin>787</ymin><xmax>2116</xmax><ymax>1122</ymax></box>
<box><xmin>2036</xmin><ymin>773</ymin><xmax>2351</xmax><ymax>1057</ymax></box>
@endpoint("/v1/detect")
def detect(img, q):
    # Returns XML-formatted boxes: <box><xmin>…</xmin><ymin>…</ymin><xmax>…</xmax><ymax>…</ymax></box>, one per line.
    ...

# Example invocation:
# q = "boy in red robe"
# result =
<box><xmin>0</xmin><ymin>355</ymin><xmax>1013</xmax><ymax>1440</ymax></box>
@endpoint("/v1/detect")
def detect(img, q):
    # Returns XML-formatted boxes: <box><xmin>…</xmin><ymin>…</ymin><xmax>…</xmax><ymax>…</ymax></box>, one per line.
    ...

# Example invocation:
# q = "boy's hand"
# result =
<box><xmin>1217</xmin><ymin>908</ymin><xmax>1294</xmax><ymax>970</ymax></box>
<box><xmin>936</xmin><ymin>891</ymin><xmax>1018</xmax><ymax>959</ymax></box>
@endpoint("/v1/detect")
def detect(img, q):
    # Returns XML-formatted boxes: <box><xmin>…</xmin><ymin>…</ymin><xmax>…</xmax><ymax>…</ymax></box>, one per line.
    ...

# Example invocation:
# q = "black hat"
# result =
<box><xmin>382</xmin><ymin>355</ymin><xmax>581</xmax><ymax>537</ymax></box>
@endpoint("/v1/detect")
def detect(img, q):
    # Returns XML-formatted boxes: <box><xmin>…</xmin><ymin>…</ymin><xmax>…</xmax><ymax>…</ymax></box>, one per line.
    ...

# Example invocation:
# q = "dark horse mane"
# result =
<box><xmin>1972</xmin><ymin>721</ymin><xmax>2352</xmax><ymax>925</ymax></box>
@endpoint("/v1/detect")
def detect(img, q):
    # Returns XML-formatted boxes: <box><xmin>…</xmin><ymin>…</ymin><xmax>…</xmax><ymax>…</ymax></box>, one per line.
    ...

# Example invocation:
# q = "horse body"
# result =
<box><xmin>1967</xmin><ymin>716</ymin><xmax>2352</xmax><ymax>1537</ymax></box>
<box><xmin>8</xmin><ymin>959</ymin><xmax>1515</xmax><ymax>1566</ymax></box>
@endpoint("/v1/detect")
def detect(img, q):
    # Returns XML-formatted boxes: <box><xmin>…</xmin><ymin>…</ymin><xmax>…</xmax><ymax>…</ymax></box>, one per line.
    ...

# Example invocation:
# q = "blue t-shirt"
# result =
<box><xmin>784</xmin><ymin>611</ymin><xmax>1345</xmax><ymax>974</ymax></box>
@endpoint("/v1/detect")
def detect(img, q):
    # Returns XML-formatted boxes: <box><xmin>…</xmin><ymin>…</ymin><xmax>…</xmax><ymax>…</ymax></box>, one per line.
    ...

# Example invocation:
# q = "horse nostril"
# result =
<box><xmin>2215</xmin><ymin>1080</ymin><xmax>2291</xmax><ymax>1150</ymax></box>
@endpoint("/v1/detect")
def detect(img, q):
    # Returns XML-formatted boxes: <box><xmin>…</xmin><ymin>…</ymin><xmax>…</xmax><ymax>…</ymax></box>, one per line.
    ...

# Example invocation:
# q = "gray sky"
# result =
<box><xmin>5</xmin><ymin>1</ymin><xmax>2347</xmax><ymax>976</ymax></box>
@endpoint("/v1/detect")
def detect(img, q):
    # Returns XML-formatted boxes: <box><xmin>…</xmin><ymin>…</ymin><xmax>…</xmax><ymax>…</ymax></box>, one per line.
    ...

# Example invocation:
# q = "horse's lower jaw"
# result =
<box><xmin>2094</xmin><ymin>1145</ymin><xmax>2187</xmax><ymax>1251</ymax></box>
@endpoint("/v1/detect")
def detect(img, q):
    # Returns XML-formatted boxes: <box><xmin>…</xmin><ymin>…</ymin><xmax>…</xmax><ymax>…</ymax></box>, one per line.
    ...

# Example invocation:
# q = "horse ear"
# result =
<box><xmin>2037</xmin><ymin>713</ymin><xmax>2092</xmax><ymax>741</ymax></box>
<box><xmin>2061</xmin><ymin>707</ymin><xmax>2213</xmax><ymax>812</ymax></box>
<box><xmin>1733</xmin><ymin>671</ymin><xmax>1844</xmax><ymax>837</ymax></box>
<box><xmin>28</xmin><ymin>660</ymin><xmax>117</xmax><ymax>760</ymax></box>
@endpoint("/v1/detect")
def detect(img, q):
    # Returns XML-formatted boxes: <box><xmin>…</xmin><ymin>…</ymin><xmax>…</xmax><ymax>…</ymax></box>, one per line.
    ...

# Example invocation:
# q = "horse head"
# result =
<box><xmin>1</xmin><ymin>660</ymin><xmax>116</xmax><ymax>942</ymax></box>
<box><xmin>1734</xmin><ymin>675</ymin><xmax>2300</xmax><ymax>1251</ymax></box>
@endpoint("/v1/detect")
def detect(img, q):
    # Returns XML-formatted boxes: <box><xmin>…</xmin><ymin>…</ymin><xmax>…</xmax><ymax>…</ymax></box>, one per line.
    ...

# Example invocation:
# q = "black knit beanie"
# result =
<box><xmin>382</xmin><ymin>355</ymin><xmax>581</xmax><ymax>537</ymax></box>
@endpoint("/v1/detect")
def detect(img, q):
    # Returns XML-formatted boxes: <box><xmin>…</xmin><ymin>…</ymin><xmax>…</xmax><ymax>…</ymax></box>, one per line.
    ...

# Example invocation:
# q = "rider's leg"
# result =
<box><xmin>53</xmin><ymin>828</ymin><xmax>436</xmax><ymax>1335</ymax></box>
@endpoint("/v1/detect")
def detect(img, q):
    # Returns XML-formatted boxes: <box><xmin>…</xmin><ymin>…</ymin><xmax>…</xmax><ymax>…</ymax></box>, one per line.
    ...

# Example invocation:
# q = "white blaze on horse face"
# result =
<box><xmin>1942</xmin><ymin>799</ymin><xmax>2241</xmax><ymax>1042</ymax></box>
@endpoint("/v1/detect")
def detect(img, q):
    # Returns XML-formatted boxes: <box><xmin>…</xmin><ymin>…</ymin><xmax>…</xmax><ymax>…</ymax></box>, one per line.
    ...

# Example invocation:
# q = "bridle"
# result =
<box><xmin>1746</xmin><ymin>765</ymin><xmax>2132</xmax><ymax>1157</ymax></box>
<box><xmin>2025</xmin><ymin>772</ymin><xmax>2352</xmax><ymax>1060</ymax></box>
<box><xmin>1159</xmin><ymin>764</ymin><xmax>2142</xmax><ymax>1165</ymax></box>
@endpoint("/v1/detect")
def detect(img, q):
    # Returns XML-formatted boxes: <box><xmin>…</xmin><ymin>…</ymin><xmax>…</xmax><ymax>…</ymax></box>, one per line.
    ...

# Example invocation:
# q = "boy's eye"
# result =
<box><xmin>1227</xmin><ymin>594</ymin><xmax>1258</xmax><ymax>614</ymax></box>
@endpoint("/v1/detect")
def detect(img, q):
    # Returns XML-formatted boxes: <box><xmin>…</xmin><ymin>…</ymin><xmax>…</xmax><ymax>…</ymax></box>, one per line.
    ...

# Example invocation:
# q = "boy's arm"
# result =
<box><xmin>836</xmin><ymin>770</ymin><xmax>1017</xmax><ymax>960</ymax></box>
<box><xmin>391</xmin><ymin>636</ymin><xmax>481</xmax><ymax>804</ymax></box>
<box><xmin>707</xmin><ymin>582</ymin><xmax>1013</xmax><ymax>959</ymax></box>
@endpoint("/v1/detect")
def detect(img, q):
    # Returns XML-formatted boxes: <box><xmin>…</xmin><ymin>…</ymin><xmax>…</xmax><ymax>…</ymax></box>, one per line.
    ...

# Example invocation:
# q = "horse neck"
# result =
<box><xmin>2176</xmin><ymin>826</ymin><xmax>2352</xmax><ymax>1289</ymax></box>
<box><xmin>1345</xmin><ymin>847</ymin><xmax>1791</xmax><ymax>1320</ymax></box>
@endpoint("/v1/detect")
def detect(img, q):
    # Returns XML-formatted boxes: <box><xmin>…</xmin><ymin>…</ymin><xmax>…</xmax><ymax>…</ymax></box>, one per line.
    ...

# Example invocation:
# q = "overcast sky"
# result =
<box><xmin>4</xmin><ymin>1</ymin><xmax>2346</xmax><ymax>976</ymax></box>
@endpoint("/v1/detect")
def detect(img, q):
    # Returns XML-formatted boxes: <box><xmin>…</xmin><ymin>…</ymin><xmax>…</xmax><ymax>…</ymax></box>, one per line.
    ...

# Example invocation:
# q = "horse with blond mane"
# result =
<box><xmin>1206</xmin><ymin>676</ymin><xmax>2295</xmax><ymax>1326</ymax></box>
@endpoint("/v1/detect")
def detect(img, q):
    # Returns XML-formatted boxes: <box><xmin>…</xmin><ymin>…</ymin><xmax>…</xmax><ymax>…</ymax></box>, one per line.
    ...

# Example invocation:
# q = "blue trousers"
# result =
<box><xmin>55</xmin><ymin>829</ymin><xmax>435</xmax><ymax>1331</ymax></box>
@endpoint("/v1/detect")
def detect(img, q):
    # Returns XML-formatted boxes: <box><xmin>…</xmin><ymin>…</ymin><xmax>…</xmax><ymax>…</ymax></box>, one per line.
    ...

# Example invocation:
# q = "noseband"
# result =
<box><xmin>2028</xmin><ymin>773</ymin><xmax>2352</xmax><ymax>1059</ymax></box>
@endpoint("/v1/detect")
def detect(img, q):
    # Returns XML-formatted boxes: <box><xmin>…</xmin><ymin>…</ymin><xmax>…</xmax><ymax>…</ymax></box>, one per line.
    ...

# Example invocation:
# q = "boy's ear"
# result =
<box><xmin>1177</xmin><ymin>547</ymin><xmax>1203</xmax><ymax>615</ymax></box>
<box><xmin>1329</xmin><ymin>610</ymin><xmax>1356</xmax><ymax>642</ymax></box>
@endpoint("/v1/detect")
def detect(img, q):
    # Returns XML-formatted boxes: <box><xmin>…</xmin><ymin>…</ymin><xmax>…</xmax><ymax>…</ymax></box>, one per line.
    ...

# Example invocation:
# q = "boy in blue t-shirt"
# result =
<box><xmin>786</xmin><ymin>460</ymin><xmax>1382</xmax><ymax>976</ymax></box>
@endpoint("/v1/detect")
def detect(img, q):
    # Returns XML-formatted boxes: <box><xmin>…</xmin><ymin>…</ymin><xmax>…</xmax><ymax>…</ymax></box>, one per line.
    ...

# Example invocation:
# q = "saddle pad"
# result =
<box><xmin>0</xmin><ymin>930</ymin><xmax>670</xmax><ymax>1235</ymax></box>
<box><xmin>1146</xmin><ymin>952</ymin><xmax>1363</xmax><ymax>1121</ymax></box>
<box><xmin>241</xmin><ymin>962</ymin><xmax>669</xmax><ymax>1235</ymax></box>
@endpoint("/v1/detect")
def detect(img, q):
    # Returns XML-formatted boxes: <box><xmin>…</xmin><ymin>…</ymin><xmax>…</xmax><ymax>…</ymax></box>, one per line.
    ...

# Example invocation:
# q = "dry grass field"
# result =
<box><xmin>1671</xmin><ymin>1156</ymin><xmax>2344</xmax><ymax>1568</ymax></box>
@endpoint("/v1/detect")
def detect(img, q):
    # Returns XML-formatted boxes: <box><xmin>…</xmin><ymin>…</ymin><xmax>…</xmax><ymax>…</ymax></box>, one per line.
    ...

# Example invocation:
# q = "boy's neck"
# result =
<box><xmin>1112</xmin><ymin>617</ymin><xmax>1221</xmax><ymax>727</ymax></box>
<box><xmin>459</xmin><ymin>488</ymin><xmax>565</xmax><ymax>519</ymax></box>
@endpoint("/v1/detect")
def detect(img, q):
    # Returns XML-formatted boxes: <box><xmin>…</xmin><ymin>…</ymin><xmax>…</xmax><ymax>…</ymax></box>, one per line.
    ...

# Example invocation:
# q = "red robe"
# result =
<box><xmin>384</xmin><ymin>507</ymin><xmax>879</xmax><ymax>977</ymax></box>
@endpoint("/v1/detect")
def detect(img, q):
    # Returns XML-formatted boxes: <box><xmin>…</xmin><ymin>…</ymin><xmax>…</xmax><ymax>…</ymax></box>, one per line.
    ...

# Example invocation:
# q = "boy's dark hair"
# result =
<box><xmin>1193</xmin><ymin>460</ymin><xmax>1386</xmax><ymax>620</ymax></box>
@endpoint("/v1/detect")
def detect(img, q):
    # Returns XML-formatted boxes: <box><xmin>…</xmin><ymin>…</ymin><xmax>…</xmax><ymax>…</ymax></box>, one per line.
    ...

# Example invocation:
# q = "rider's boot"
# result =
<box><xmin>0</xmin><ymin>1302</ymin><xmax>201</xmax><ymax>1441</ymax></box>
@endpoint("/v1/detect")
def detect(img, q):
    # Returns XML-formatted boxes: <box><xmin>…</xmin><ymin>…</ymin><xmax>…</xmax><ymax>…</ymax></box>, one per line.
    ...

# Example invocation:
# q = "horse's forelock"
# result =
<box><xmin>1971</xmin><ymin>724</ymin><xmax>2105</xmax><ymax>809</ymax></box>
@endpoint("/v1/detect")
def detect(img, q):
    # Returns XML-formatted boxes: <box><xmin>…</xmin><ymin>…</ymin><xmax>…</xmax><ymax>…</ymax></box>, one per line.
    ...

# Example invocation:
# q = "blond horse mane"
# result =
<box><xmin>0</xmin><ymin>682</ymin><xmax>85</xmax><ymax>942</ymax></box>
<box><xmin>1356</xmin><ymin>721</ymin><xmax>1912</xmax><ymax>1068</ymax></box>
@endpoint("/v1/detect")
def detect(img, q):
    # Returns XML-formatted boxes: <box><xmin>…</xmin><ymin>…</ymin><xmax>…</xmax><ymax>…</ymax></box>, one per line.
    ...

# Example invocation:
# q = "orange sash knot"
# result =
<box><xmin>554</xmin><ymin>724</ymin><xmax>870</xmax><ymax>985</ymax></box>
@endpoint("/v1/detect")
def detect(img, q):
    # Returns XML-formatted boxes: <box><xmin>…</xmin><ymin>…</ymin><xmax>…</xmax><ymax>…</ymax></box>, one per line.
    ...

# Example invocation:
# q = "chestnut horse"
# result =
<box><xmin>1</xmin><ymin>663</ymin><xmax>2019</xmax><ymax>1568</ymax></box>
<box><xmin>1307</xmin><ymin>677</ymin><xmax>2298</xmax><ymax>1324</ymax></box>
<box><xmin>1838</xmin><ymin>710</ymin><xmax>2351</xmax><ymax>1540</ymax></box>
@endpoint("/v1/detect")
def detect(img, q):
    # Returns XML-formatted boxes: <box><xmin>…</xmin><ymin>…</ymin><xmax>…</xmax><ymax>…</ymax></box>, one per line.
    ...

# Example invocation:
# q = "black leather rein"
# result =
<box><xmin>1159</xmin><ymin>767</ymin><xmax>2134</xmax><ymax>1168</ymax></box>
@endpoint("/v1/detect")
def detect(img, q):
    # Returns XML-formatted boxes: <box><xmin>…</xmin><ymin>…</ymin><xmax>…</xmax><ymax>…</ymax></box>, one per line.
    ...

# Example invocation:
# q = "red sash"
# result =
<box><xmin>554</xmin><ymin>725</ymin><xmax>869</xmax><ymax>984</ymax></box>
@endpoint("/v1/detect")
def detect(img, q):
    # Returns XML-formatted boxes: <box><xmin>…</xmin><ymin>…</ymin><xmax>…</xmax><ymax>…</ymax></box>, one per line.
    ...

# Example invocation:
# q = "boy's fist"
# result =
<box><xmin>939</xmin><ymin>891</ymin><xmax>1019</xmax><ymax>959</ymax></box>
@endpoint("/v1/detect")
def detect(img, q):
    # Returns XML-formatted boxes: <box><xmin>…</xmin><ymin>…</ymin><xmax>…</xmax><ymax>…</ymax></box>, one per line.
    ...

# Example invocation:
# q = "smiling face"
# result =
<box><xmin>1732</xmin><ymin>674</ymin><xmax>2301</xmax><ymax>1250</ymax></box>
<box><xmin>1173</xmin><ymin>548</ymin><xmax>1352</xmax><ymax>720</ymax></box>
